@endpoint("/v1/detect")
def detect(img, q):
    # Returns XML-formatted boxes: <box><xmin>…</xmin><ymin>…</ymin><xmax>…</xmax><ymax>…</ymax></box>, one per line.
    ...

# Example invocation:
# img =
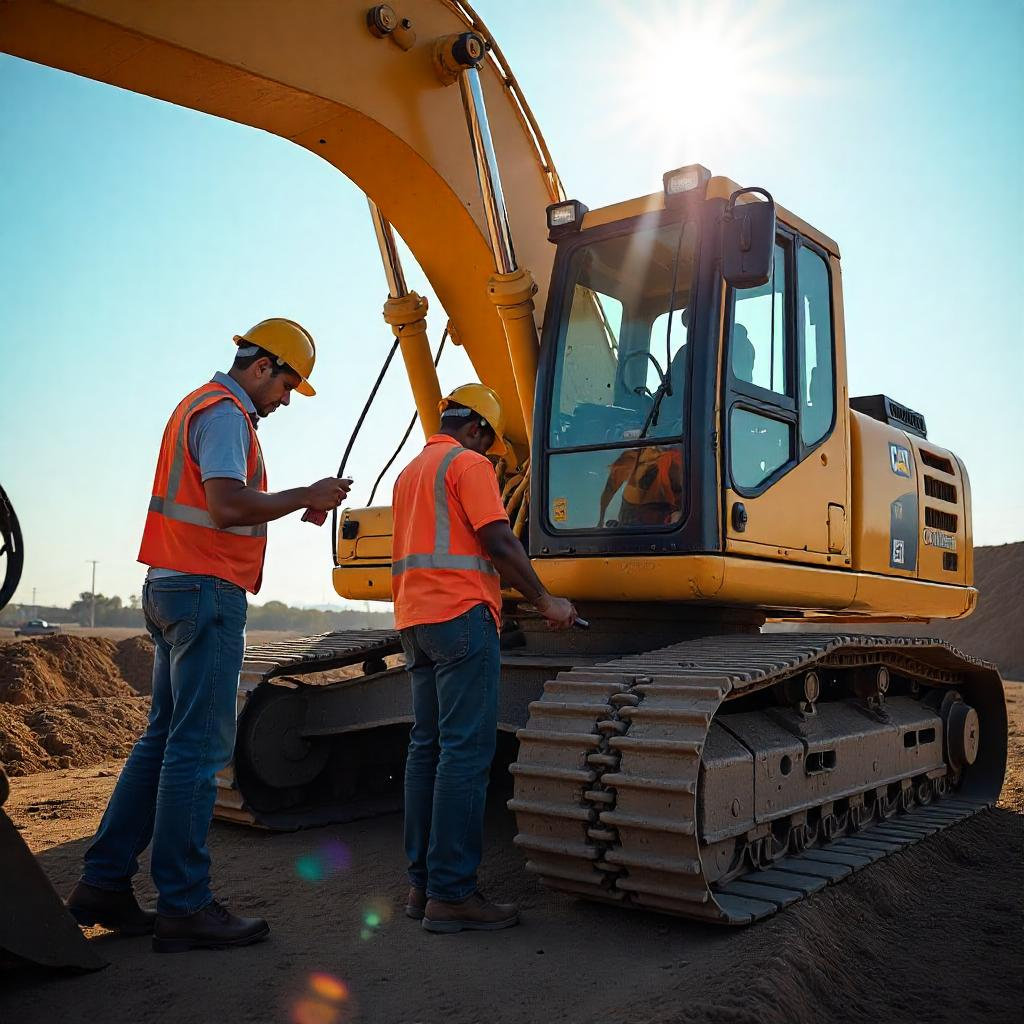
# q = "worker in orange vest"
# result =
<box><xmin>599</xmin><ymin>445</ymin><xmax>684</xmax><ymax>526</ymax></box>
<box><xmin>68</xmin><ymin>319</ymin><xmax>350</xmax><ymax>953</ymax></box>
<box><xmin>393</xmin><ymin>384</ymin><xmax>577</xmax><ymax>933</ymax></box>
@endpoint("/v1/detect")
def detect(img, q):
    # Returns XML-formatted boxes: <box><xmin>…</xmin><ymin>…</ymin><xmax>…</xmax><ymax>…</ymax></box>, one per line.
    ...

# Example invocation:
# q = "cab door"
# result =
<box><xmin>722</xmin><ymin>231</ymin><xmax>850</xmax><ymax>566</ymax></box>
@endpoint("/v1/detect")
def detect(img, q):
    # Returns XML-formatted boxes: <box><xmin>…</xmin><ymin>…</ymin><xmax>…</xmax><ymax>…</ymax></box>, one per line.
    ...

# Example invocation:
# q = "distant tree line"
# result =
<box><xmin>1</xmin><ymin>593</ymin><xmax>393</xmax><ymax>632</ymax></box>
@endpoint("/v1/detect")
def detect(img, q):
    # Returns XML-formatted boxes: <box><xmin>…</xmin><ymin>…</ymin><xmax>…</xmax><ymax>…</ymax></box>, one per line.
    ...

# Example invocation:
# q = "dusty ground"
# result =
<box><xmin>0</xmin><ymin>684</ymin><xmax>1020</xmax><ymax>1024</ymax></box>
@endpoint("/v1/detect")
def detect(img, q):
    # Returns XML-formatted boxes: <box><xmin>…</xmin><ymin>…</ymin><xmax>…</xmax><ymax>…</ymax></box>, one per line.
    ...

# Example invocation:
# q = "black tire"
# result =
<box><xmin>0</xmin><ymin>483</ymin><xmax>24</xmax><ymax>613</ymax></box>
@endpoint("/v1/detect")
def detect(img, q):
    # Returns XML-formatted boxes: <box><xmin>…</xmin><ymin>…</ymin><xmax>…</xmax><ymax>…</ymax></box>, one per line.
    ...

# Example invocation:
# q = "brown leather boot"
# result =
<box><xmin>152</xmin><ymin>899</ymin><xmax>269</xmax><ymax>953</ymax></box>
<box><xmin>66</xmin><ymin>880</ymin><xmax>157</xmax><ymax>935</ymax></box>
<box><xmin>405</xmin><ymin>886</ymin><xmax>427</xmax><ymax>920</ymax></box>
<box><xmin>422</xmin><ymin>891</ymin><xmax>519</xmax><ymax>933</ymax></box>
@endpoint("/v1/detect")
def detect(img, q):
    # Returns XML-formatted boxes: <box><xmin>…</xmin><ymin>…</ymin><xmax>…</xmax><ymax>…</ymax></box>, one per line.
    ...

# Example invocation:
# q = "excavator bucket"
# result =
<box><xmin>0</xmin><ymin>770</ymin><xmax>106</xmax><ymax>971</ymax></box>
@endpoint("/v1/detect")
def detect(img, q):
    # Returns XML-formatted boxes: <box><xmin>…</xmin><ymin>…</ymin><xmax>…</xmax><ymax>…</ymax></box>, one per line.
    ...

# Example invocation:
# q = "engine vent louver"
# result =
<box><xmin>924</xmin><ymin>475</ymin><xmax>957</xmax><ymax>503</ymax></box>
<box><xmin>925</xmin><ymin>507</ymin><xmax>958</xmax><ymax>532</ymax></box>
<box><xmin>849</xmin><ymin>394</ymin><xmax>927</xmax><ymax>438</ymax></box>
<box><xmin>920</xmin><ymin>450</ymin><xmax>954</xmax><ymax>474</ymax></box>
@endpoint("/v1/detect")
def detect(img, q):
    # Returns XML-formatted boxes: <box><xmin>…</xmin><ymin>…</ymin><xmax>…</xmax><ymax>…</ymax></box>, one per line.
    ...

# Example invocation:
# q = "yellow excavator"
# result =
<box><xmin>1</xmin><ymin>0</ymin><xmax>1006</xmax><ymax>926</ymax></box>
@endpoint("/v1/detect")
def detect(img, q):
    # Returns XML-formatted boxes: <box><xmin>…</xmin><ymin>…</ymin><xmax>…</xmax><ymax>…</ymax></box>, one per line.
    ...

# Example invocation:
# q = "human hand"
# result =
<box><xmin>534</xmin><ymin>593</ymin><xmax>578</xmax><ymax>631</ymax></box>
<box><xmin>305</xmin><ymin>477</ymin><xmax>352</xmax><ymax>511</ymax></box>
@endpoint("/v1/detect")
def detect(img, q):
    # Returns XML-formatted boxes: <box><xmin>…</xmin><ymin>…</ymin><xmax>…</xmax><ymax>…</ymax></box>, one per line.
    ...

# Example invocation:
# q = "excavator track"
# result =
<box><xmin>215</xmin><ymin>629</ymin><xmax>401</xmax><ymax>827</ymax></box>
<box><xmin>510</xmin><ymin>632</ymin><xmax>1006</xmax><ymax>924</ymax></box>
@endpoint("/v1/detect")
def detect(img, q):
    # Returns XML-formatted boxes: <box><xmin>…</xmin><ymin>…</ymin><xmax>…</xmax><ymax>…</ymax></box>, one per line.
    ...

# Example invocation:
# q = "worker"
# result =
<box><xmin>393</xmin><ymin>384</ymin><xmax>577</xmax><ymax>934</ymax></box>
<box><xmin>599</xmin><ymin>444</ymin><xmax>683</xmax><ymax>526</ymax></box>
<box><xmin>66</xmin><ymin>319</ymin><xmax>350</xmax><ymax>954</ymax></box>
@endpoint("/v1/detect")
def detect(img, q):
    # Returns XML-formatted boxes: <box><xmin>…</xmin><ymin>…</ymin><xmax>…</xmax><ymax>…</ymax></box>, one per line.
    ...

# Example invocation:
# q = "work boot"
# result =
<box><xmin>152</xmin><ymin>899</ymin><xmax>269</xmax><ymax>953</ymax></box>
<box><xmin>422</xmin><ymin>892</ymin><xmax>519</xmax><ymax>934</ymax></box>
<box><xmin>66</xmin><ymin>880</ymin><xmax>157</xmax><ymax>935</ymax></box>
<box><xmin>405</xmin><ymin>885</ymin><xmax>427</xmax><ymax>920</ymax></box>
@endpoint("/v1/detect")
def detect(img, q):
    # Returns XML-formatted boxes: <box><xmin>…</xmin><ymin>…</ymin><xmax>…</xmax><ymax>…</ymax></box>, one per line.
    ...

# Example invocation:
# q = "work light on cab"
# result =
<box><xmin>546</xmin><ymin>199</ymin><xmax>588</xmax><ymax>240</ymax></box>
<box><xmin>662</xmin><ymin>163</ymin><xmax>712</xmax><ymax>205</ymax></box>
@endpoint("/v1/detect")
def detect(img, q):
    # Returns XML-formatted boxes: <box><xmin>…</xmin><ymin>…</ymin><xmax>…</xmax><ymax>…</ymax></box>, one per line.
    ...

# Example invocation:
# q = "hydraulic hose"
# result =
<box><xmin>367</xmin><ymin>328</ymin><xmax>449</xmax><ymax>506</ymax></box>
<box><xmin>331</xmin><ymin>338</ymin><xmax>401</xmax><ymax>566</ymax></box>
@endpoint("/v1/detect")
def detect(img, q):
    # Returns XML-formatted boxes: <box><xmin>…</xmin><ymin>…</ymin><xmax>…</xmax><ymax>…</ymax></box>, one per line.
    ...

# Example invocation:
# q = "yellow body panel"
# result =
<box><xmin>849</xmin><ymin>412</ymin><xmax>970</xmax><ymax>585</ymax></box>
<box><xmin>334</xmin><ymin>506</ymin><xmax>974</xmax><ymax>620</ymax></box>
<box><xmin>335</xmin><ymin>547</ymin><xmax>976</xmax><ymax>621</ymax></box>
<box><xmin>724</xmin><ymin>414</ymin><xmax>850</xmax><ymax>565</ymax></box>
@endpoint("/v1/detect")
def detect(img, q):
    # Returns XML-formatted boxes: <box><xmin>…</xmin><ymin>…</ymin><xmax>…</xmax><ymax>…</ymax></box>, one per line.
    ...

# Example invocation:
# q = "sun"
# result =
<box><xmin>600</xmin><ymin>0</ymin><xmax>822</xmax><ymax>174</ymax></box>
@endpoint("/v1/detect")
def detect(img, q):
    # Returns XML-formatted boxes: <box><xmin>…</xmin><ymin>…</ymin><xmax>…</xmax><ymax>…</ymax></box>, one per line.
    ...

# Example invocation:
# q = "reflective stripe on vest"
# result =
<box><xmin>156</xmin><ymin>389</ymin><xmax>266</xmax><ymax>537</ymax></box>
<box><xmin>391</xmin><ymin>446</ymin><xmax>497</xmax><ymax>577</ymax></box>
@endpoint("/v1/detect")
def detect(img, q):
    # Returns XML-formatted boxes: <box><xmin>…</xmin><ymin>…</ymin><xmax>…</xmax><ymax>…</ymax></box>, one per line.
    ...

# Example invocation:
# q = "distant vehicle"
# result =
<box><xmin>14</xmin><ymin>619</ymin><xmax>62</xmax><ymax>637</ymax></box>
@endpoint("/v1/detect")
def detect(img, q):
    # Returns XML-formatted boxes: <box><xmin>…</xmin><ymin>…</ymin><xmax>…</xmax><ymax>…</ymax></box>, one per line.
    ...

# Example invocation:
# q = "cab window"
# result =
<box><xmin>727</xmin><ymin>240</ymin><xmax>795</xmax><ymax>491</ymax></box>
<box><xmin>798</xmin><ymin>246</ymin><xmax>834</xmax><ymax>446</ymax></box>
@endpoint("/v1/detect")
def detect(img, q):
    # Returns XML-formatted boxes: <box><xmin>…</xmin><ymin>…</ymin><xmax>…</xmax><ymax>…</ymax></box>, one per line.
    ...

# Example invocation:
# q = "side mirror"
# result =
<box><xmin>722</xmin><ymin>188</ymin><xmax>776</xmax><ymax>289</ymax></box>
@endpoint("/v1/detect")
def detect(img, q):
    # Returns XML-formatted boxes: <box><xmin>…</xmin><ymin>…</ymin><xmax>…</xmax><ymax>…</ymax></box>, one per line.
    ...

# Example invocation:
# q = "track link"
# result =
<box><xmin>214</xmin><ymin>629</ymin><xmax>400</xmax><ymax>826</ymax></box>
<box><xmin>510</xmin><ymin>633</ymin><xmax>1006</xmax><ymax>924</ymax></box>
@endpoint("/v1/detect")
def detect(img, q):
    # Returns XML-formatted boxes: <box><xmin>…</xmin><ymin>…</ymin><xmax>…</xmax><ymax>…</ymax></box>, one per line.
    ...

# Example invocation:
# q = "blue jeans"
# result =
<box><xmin>401</xmin><ymin>603</ymin><xmax>499</xmax><ymax>902</ymax></box>
<box><xmin>81</xmin><ymin>575</ymin><xmax>246</xmax><ymax>916</ymax></box>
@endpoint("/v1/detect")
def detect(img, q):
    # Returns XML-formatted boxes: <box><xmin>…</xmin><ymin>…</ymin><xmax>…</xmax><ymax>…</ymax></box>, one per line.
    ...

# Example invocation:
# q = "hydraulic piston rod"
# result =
<box><xmin>458</xmin><ymin>65</ymin><xmax>517</xmax><ymax>275</ymax></box>
<box><xmin>455</xmin><ymin>53</ymin><xmax>541</xmax><ymax>439</ymax></box>
<box><xmin>368</xmin><ymin>197</ymin><xmax>442</xmax><ymax>439</ymax></box>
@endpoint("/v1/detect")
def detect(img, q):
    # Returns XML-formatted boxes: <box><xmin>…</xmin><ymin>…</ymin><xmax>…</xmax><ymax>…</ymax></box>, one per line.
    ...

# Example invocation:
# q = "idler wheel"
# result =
<box><xmin>238</xmin><ymin>686</ymin><xmax>329</xmax><ymax>789</ymax></box>
<box><xmin>943</xmin><ymin>697</ymin><xmax>980</xmax><ymax>771</ymax></box>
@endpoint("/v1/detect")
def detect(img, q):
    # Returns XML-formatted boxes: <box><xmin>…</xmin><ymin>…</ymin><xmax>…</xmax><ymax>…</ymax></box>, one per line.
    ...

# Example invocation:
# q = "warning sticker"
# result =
<box><xmin>889</xmin><ymin>443</ymin><xmax>912</xmax><ymax>478</ymax></box>
<box><xmin>552</xmin><ymin>497</ymin><xmax>568</xmax><ymax>523</ymax></box>
<box><xmin>889</xmin><ymin>494</ymin><xmax>918</xmax><ymax>570</ymax></box>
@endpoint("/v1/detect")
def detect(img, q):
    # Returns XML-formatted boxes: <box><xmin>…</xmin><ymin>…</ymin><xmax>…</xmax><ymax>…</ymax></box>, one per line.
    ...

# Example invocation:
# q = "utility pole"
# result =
<box><xmin>86</xmin><ymin>560</ymin><xmax>99</xmax><ymax>628</ymax></box>
<box><xmin>32</xmin><ymin>587</ymin><xmax>37</xmax><ymax>618</ymax></box>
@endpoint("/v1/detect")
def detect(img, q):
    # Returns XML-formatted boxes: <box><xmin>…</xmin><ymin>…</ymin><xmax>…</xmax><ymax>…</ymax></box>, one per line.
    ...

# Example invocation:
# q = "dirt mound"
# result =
<box><xmin>0</xmin><ymin>697</ymin><xmax>149</xmax><ymax>776</ymax></box>
<box><xmin>114</xmin><ymin>635</ymin><xmax>155</xmax><ymax>695</ymax></box>
<box><xmin>0</xmin><ymin>635</ymin><xmax>137</xmax><ymax>704</ymax></box>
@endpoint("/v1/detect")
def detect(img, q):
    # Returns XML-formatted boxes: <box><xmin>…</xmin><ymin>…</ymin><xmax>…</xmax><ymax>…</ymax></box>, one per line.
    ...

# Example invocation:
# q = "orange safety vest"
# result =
<box><xmin>606</xmin><ymin>446</ymin><xmax>683</xmax><ymax>526</ymax></box>
<box><xmin>622</xmin><ymin>447</ymin><xmax>682</xmax><ymax>508</ymax></box>
<box><xmin>391</xmin><ymin>436</ymin><xmax>504</xmax><ymax>631</ymax></box>
<box><xmin>138</xmin><ymin>381</ymin><xmax>268</xmax><ymax>593</ymax></box>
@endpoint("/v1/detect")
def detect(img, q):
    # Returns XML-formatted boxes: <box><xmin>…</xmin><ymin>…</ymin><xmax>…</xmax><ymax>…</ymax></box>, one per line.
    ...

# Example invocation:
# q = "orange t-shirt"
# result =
<box><xmin>392</xmin><ymin>434</ymin><xmax>508</xmax><ymax>630</ymax></box>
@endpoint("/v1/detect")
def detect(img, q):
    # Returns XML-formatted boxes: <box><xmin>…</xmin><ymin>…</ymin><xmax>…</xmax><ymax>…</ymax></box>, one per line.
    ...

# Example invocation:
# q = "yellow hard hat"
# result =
<box><xmin>439</xmin><ymin>383</ymin><xmax>508</xmax><ymax>458</ymax></box>
<box><xmin>233</xmin><ymin>318</ymin><xmax>317</xmax><ymax>396</ymax></box>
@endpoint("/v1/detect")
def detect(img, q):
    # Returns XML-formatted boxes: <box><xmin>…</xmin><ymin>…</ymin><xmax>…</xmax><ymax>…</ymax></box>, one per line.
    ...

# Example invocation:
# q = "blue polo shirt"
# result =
<box><xmin>146</xmin><ymin>373</ymin><xmax>258</xmax><ymax>583</ymax></box>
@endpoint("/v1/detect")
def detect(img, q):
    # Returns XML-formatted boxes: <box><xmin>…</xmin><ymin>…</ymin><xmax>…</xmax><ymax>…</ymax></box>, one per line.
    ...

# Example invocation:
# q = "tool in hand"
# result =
<box><xmin>574</xmin><ymin>617</ymin><xmax>590</xmax><ymax>629</ymax></box>
<box><xmin>301</xmin><ymin>507</ymin><xmax>328</xmax><ymax>526</ymax></box>
<box><xmin>301</xmin><ymin>478</ymin><xmax>353</xmax><ymax>527</ymax></box>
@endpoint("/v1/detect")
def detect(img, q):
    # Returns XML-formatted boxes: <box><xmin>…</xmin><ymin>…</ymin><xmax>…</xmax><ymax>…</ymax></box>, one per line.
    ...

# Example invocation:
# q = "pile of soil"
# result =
<box><xmin>0</xmin><ymin>698</ymin><xmax>150</xmax><ymax>776</ymax></box>
<box><xmin>0</xmin><ymin>635</ymin><xmax>137</xmax><ymax>704</ymax></box>
<box><xmin>113</xmin><ymin>634</ymin><xmax>155</xmax><ymax>694</ymax></box>
<box><xmin>0</xmin><ymin>634</ymin><xmax>155</xmax><ymax>776</ymax></box>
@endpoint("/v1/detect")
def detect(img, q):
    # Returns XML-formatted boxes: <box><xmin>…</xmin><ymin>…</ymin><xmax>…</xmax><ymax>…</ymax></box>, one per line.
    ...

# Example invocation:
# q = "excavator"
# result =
<box><xmin>0</xmin><ymin>1</ymin><xmax>1006</xmax><ymax>927</ymax></box>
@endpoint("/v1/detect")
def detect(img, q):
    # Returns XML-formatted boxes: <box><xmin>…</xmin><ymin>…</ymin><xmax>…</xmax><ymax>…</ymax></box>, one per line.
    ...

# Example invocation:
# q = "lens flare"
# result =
<box><xmin>359</xmin><ymin>898</ymin><xmax>393</xmax><ymax>940</ymax></box>
<box><xmin>321</xmin><ymin>839</ymin><xmax>352</xmax><ymax>872</ymax></box>
<box><xmin>291</xmin><ymin>998</ymin><xmax>338</xmax><ymax>1024</ymax></box>
<box><xmin>295</xmin><ymin>853</ymin><xmax>325</xmax><ymax>882</ymax></box>
<box><xmin>295</xmin><ymin>840</ymin><xmax>352</xmax><ymax>883</ymax></box>
<box><xmin>291</xmin><ymin>972</ymin><xmax>352</xmax><ymax>1024</ymax></box>
<box><xmin>309</xmin><ymin>973</ymin><xmax>349</xmax><ymax>1003</ymax></box>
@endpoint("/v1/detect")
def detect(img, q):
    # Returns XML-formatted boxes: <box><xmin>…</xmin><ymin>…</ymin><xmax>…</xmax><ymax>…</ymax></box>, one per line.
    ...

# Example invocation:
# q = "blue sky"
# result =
<box><xmin>1</xmin><ymin>0</ymin><xmax>1021</xmax><ymax>609</ymax></box>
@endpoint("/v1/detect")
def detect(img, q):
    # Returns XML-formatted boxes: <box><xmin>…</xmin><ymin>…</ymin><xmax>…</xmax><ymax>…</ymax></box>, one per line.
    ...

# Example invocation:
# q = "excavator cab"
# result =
<box><xmin>533</xmin><ymin>169</ymin><xmax>795</xmax><ymax>565</ymax></box>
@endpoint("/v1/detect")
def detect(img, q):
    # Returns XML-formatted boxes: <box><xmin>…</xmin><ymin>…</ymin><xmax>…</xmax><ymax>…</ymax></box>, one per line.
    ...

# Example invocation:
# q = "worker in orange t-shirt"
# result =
<box><xmin>392</xmin><ymin>384</ymin><xmax>577</xmax><ymax>934</ymax></box>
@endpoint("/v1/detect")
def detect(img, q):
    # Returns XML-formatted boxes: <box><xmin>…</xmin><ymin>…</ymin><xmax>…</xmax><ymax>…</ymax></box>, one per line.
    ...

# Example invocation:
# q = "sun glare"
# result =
<box><xmin>600</xmin><ymin>0</ymin><xmax>825</xmax><ymax>175</ymax></box>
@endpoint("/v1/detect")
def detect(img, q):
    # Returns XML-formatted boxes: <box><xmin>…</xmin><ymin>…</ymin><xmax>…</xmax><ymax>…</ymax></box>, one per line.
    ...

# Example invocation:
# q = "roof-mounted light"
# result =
<box><xmin>546</xmin><ymin>199</ymin><xmax>589</xmax><ymax>240</ymax></box>
<box><xmin>662</xmin><ymin>164</ymin><xmax>712</xmax><ymax>205</ymax></box>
